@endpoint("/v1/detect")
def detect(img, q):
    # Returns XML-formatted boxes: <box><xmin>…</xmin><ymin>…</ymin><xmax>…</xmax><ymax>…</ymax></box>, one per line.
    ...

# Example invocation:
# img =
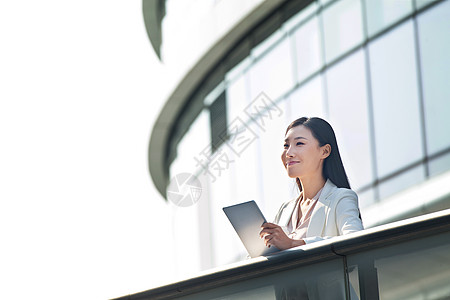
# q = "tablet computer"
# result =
<box><xmin>223</xmin><ymin>200</ymin><xmax>280</xmax><ymax>258</ymax></box>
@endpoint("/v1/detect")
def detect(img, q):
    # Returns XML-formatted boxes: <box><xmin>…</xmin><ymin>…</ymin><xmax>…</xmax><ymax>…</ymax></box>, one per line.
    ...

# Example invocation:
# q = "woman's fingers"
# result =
<box><xmin>259</xmin><ymin>228</ymin><xmax>272</xmax><ymax>237</ymax></box>
<box><xmin>260</xmin><ymin>225</ymin><xmax>284</xmax><ymax>247</ymax></box>
<box><xmin>260</xmin><ymin>227</ymin><xmax>282</xmax><ymax>238</ymax></box>
<box><xmin>263</xmin><ymin>235</ymin><xmax>271</xmax><ymax>246</ymax></box>
<box><xmin>260</xmin><ymin>223</ymin><xmax>296</xmax><ymax>250</ymax></box>
<box><xmin>260</xmin><ymin>223</ymin><xmax>282</xmax><ymax>234</ymax></box>
<box><xmin>261</xmin><ymin>222</ymin><xmax>280</xmax><ymax>229</ymax></box>
<box><xmin>263</xmin><ymin>234</ymin><xmax>276</xmax><ymax>247</ymax></box>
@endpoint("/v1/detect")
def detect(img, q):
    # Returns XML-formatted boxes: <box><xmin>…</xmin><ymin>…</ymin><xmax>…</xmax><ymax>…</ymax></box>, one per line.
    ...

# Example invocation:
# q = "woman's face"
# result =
<box><xmin>281</xmin><ymin>125</ymin><xmax>329</xmax><ymax>180</ymax></box>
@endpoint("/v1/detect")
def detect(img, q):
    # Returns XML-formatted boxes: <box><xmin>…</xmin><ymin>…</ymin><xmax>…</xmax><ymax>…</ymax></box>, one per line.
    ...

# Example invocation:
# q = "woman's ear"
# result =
<box><xmin>322</xmin><ymin>144</ymin><xmax>331</xmax><ymax>159</ymax></box>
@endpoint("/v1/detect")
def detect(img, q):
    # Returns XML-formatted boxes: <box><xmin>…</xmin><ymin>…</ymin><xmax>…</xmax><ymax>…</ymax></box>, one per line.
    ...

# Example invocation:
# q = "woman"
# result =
<box><xmin>260</xmin><ymin>117</ymin><xmax>363</xmax><ymax>250</ymax></box>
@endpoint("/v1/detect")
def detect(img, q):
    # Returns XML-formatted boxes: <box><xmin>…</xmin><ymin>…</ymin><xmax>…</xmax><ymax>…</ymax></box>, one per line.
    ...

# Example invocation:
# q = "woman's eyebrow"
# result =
<box><xmin>284</xmin><ymin>136</ymin><xmax>307</xmax><ymax>142</ymax></box>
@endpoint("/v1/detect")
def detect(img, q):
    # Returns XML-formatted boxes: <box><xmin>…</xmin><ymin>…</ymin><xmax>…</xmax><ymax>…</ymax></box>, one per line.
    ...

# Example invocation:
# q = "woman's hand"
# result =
<box><xmin>260</xmin><ymin>223</ymin><xmax>305</xmax><ymax>250</ymax></box>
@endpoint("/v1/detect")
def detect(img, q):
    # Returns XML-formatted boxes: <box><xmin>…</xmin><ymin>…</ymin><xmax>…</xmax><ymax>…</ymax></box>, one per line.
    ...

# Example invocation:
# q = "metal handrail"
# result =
<box><xmin>113</xmin><ymin>208</ymin><xmax>450</xmax><ymax>300</ymax></box>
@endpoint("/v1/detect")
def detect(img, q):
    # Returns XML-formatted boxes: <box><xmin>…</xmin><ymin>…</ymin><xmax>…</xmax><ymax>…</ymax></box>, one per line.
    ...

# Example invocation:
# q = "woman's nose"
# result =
<box><xmin>286</xmin><ymin>147</ymin><xmax>295</xmax><ymax>157</ymax></box>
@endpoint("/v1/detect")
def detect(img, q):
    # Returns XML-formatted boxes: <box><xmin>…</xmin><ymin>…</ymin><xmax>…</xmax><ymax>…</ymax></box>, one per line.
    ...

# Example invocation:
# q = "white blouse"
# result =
<box><xmin>286</xmin><ymin>188</ymin><xmax>323</xmax><ymax>240</ymax></box>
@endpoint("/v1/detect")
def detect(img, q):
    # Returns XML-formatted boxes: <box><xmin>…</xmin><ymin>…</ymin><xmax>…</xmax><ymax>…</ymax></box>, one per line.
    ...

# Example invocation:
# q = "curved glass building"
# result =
<box><xmin>144</xmin><ymin>0</ymin><xmax>450</xmax><ymax>275</ymax></box>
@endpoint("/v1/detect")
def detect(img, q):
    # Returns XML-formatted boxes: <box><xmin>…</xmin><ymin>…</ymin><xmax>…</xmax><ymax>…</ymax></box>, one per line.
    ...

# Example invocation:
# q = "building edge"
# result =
<box><xmin>146</xmin><ymin>0</ymin><xmax>292</xmax><ymax>199</ymax></box>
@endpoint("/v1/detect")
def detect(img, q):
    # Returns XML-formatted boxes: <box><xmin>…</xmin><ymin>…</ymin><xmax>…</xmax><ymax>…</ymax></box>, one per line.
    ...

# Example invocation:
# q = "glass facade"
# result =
<box><xmin>418</xmin><ymin>0</ymin><xmax>450</xmax><ymax>156</ymax></box>
<box><xmin>326</xmin><ymin>50</ymin><xmax>373</xmax><ymax>191</ymax></box>
<box><xmin>322</xmin><ymin>0</ymin><xmax>364</xmax><ymax>63</ymax></box>
<box><xmin>292</xmin><ymin>16</ymin><xmax>322</xmax><ymax>82</ymax></box>
<box><xmin>364</xmin><ymin>0</ymin><xmax>413</xmax><ymax>37</ymax></box>
<box><xmin>249</xmin><ymin>36</ymin><xmax>295</xmax><ymax>102</ymax></box>
<box><xmin>347</xmin><ymin>231</ymin><xmax>450</xmax><ymax>300</ymax></box>
<box><xmin>369</xmin><ymin>20</ymin><xmax>423</xmax><ymax>178</ymax></box>
<box><xmin>167</xmin><ymin>0</ymin><xmax>450</xmax><ymax>268</ymax></box>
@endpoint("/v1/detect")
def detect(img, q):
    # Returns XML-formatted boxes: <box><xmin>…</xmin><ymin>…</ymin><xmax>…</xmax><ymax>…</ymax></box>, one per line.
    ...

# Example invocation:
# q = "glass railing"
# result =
<box><xmin>114</xmin><ymin>209</ymin><xmax>450</xmax><ymax>300</ymax></box>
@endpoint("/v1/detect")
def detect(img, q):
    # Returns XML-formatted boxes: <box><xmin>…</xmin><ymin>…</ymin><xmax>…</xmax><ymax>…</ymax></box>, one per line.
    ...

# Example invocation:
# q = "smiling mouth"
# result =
<box><xmin>287</xmin><ymin>161</ymin><xmax>299</xmax><ymax>166</ymax></box>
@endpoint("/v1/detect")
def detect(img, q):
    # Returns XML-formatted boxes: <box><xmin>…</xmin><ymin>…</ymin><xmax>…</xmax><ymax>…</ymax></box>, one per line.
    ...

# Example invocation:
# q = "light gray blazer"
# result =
<box><xmin>273</xmin><ymin>179</ymin><xmax>363</xmax><ymax>244</ymax></box>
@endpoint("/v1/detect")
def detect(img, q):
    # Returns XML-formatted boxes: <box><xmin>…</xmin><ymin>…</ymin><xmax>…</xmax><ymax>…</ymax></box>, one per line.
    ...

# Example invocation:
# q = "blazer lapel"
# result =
<box><xmin>278</xmin><ymin>198</ymin><xmax>298</xmax><ymax>227</ymax></box>
<box><xmin>306</xmin><ymin>179</ymin><xmax>336</xmax><ymax>237</ymax></box>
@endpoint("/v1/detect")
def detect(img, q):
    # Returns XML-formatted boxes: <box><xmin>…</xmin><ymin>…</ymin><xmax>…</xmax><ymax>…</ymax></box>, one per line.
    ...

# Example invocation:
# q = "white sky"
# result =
<box><xmin>0</xmin><ymin>1</ymin><xmax>175</xmax><ymax>299</ymax></box>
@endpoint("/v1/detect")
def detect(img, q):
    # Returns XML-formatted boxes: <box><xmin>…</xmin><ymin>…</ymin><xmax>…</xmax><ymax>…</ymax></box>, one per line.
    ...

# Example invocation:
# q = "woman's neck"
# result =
<box><xmin>300</xmin><ymin>175</ymin><xmax>326</xmax><ymax>200</ymax></box>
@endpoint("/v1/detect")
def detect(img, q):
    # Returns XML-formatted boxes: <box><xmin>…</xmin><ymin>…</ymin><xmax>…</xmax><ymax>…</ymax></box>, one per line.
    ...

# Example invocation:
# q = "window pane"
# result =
<box><xmin>171</xmin><ymin>110</ymin><xmax>211</xmax><ymax>176</ymax></box>
<box><xmin>327</xmin><ymin>50</ymin><xmax>374</xmax><ymax>189</ymax></box>
<box><xmin>257</xmin><ymin>105</ymin><xmax>293</xmax><ymax>220</ymax></box>
<box><xmin>180</xmin><ymin>258</ymin><xmax>347</xmax><ymax>299</ymax></box>
<box><xmin>348</xmin><ymin>232</ymin><xmax>450</xmax><ymax>300</ymax></box>
<box><xmin>418</xmin><ymin>0</ymin><xmax>450</xmax><ymax>155</ymax></box>
<box><xmin>251</xmin><ymin>29</ymin><xmax>285</xmax><ymax>59</ymax></box>
<box><xmin>225</xmin><ymin>56</ymin><xmax>251</xmax><ymax>83</ymax></box>
<box><xmin>358</xmin><ymin>188</ymin><xmax>376</xmax><ymax>209</ymax></box>
<box><xmin>226</xmin><ymin>72</ymin><xmax>250</xmax><ymax>123</ymax></box>
<box><xmin>364</xmin><ymin>0</ymin><xmax>413</xmax><ymax>37</ymax></box>
<box><xmin>379</xmin><ymin>165</ymin><xmax>425</xmax><ymax>199</ymax></box>
<box><xmin>208</xmin><ymin>163</ymin><xmax>246</xmax><ymax>265</ymax></box>
<box><xmin>320</xmin><ymin>0</ymin><xmax>334</xmax><ymax>6</ymax></box>
<box><xmin>415</xmin><ymin>0</ymin><xmax>440</xmax><ymax>10</ymax></box>
<box><xmin>287</xmin><ymin>75</ymin><xmax>325</xmax><ymax>122</ymax></box>
<box><xmin>228</xmin><ymin>139</ymin><xmax>261</xmax><ymax>225</ymax></box>
<box><xmin>293</xmin><ymin>16</ymin><xmax>323</xmax><ymax>82</ymax></box>
<box><xmin>369</xmin><ymin>20</ymin><xmax>423</xmax><ymax>178</ymax></box>
<box><xmin>249</xmin><ymin>37</ymin><xmax>294</xmax><ymax>101</ymax></box>
<box><xmin>282</xmin><ymin>2</ymin><xmax>319</xmax><ymax>32</ymax></box>
<box><xmin>429</xmin><ymin>152</ymin><xmax>450</xmax><ymax>177</ymax></box>
<box><xmin>210</xmin><ymin>92</ymin><xmax>228</xmax><ymax>151</ymax></box>
<box><xmin>322</xmin><ymin>0</ymin><xmax>364</xmax><ymax>63</ymax></box>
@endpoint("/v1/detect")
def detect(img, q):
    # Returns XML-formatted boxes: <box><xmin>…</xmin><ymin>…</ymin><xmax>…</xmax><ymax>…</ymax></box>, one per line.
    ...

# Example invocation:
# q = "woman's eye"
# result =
<box><xmin>283</xmin><ymin>144</ymin><xmax>289</xmax><ymax>148</ymax></box>
<box><xmin>296</xmin><ymin>142</ymin><xmax>304</xmax><ymax>146</ymax></box>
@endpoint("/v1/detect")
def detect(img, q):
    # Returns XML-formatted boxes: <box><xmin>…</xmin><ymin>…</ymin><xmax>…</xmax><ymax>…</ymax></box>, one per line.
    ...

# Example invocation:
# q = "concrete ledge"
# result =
<box><xmin>361</xmin><ymin>170</ymin><xmax>450</xmax><ymax>228</ymax></box>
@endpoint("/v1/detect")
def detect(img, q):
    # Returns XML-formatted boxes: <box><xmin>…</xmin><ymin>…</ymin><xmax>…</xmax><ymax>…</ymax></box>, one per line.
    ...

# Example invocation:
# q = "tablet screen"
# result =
<box><xmin>223</xmin><ymin>200</ymin><xmax>280</xmax><ymax>257</ymax></box>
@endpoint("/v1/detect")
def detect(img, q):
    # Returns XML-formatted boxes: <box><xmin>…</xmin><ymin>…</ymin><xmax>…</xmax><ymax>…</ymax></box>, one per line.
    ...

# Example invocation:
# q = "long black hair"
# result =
<box><xmin>285</xmin><ymin>117</ymin><xmax>350</xmax><ymax>191</ymax></box>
